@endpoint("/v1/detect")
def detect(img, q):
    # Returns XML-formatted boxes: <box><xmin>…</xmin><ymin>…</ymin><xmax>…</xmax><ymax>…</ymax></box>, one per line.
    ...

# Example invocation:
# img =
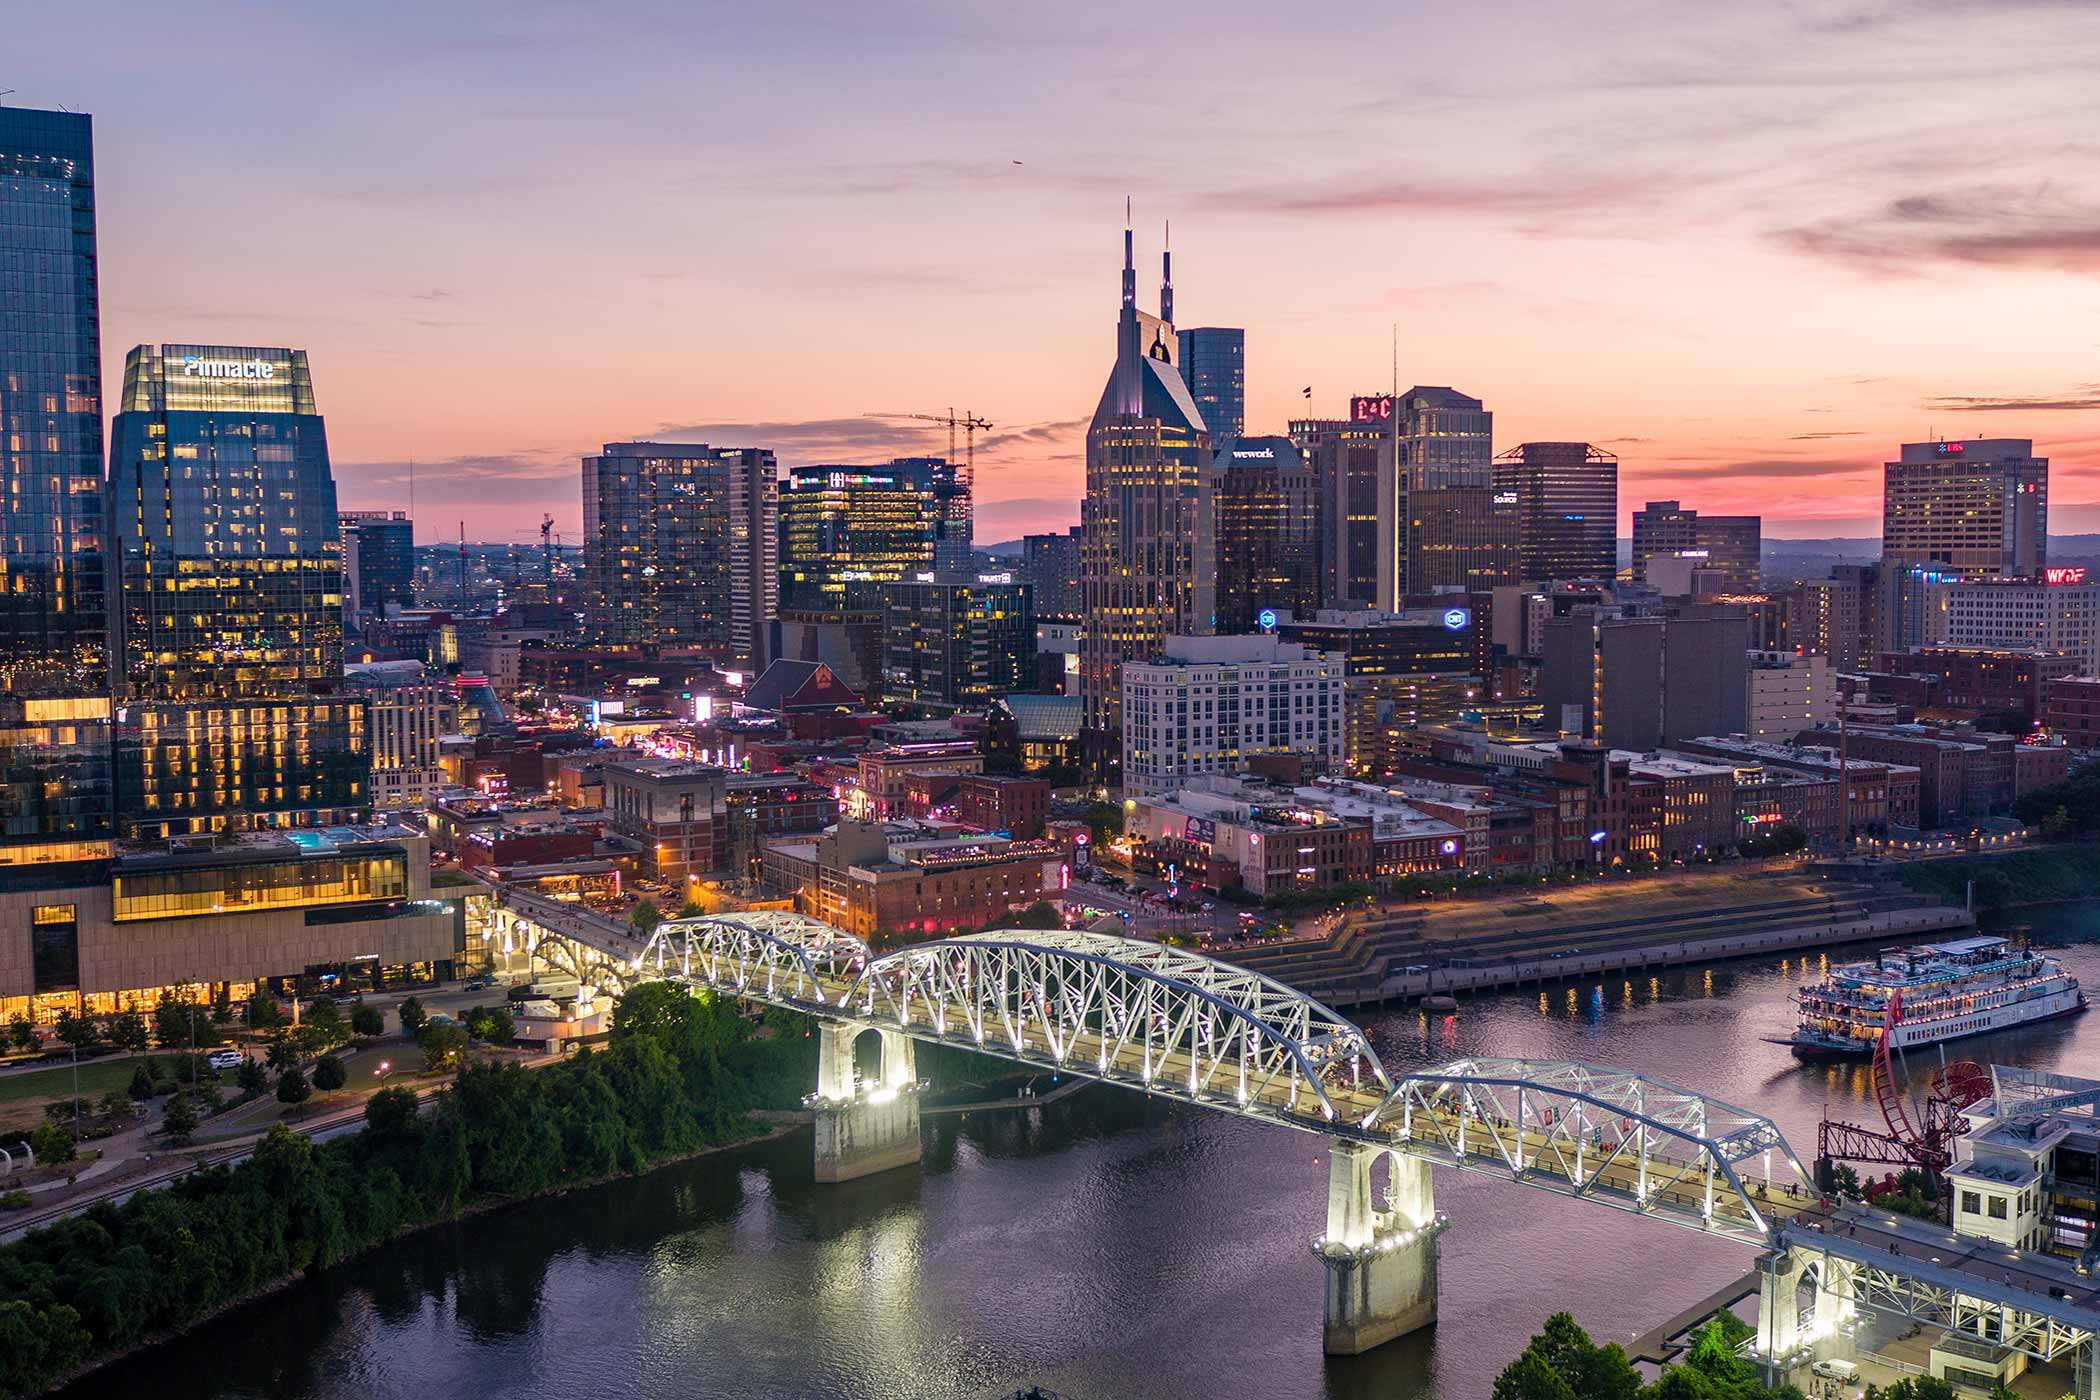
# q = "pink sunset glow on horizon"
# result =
<box><xmin>25</xmin><ymin>1</ymin><xmax>2100</xmax><ymax>543</ymax></box>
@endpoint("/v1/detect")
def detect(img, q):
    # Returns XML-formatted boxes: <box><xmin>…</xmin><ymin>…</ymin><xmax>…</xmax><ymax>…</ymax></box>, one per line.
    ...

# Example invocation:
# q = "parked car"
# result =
<box><xmin>462</xmin><ymin>974</ymin><xmax>494</xmax><ymax>991</ymax></box>
<box><xmin>207</xmin><ymin>1049</ymin><xmax>245</xmax><ymax>1071</ymax></box>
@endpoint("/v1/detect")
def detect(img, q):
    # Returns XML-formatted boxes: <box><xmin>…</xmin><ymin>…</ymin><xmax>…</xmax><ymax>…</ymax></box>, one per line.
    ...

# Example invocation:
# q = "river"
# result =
<box><xmin>64</xmin><ymin>908</ymin><xmax>2100</xmax><ymax>1400</ymax></box>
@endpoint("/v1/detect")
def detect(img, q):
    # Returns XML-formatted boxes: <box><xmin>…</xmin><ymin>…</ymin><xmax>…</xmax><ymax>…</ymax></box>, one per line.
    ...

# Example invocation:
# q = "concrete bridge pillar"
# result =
<box><xmin>811</xmin><ymin>1021</ymin><xmax>922</xmax><ymax>1184</ymax></box>
<box><xmin>1811</xmin><ymin>1256</ymin><xmax>1856</xmax><ymax>1356</ymax></box>
<box><xmin>1755</xmin><ymin>1249</ymin><xmax>1804</xmax><ymax>1378</ymax></box>
<box><xmin>1317</xmin><ymin>1141</ymin><xmax>1442</xmax><ymax>1355</ymax></box>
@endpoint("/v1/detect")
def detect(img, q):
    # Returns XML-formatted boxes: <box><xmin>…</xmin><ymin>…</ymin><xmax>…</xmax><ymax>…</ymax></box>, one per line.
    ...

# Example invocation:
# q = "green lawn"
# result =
<box><xmin>0</xmin><ymin>1058</ymin><xmax>236</xmax><ymax>1106</ymax></box>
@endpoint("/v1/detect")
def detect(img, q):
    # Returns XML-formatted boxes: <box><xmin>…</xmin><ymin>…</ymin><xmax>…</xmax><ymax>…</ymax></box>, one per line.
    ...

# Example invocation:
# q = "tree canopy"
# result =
<box><xmin>1492</xmin><ymin>1312</ymin><xmax>1802</xmax><ymax>1400</ymax></box>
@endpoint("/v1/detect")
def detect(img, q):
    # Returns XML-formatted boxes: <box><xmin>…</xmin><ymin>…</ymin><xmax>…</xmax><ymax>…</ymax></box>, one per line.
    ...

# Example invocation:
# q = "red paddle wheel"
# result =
<box><xmin>1818</xmin><ymin>989</ymin><xmax>1994</xmax><ymax>1180</ymax></box>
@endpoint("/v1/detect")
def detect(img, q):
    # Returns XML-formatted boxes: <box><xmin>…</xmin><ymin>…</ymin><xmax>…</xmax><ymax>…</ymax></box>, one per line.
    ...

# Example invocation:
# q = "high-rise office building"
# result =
<box><xmin>108</xmin><ymin>344</ymin><xmax>366</xmax><ymax>838</ymax></box>
<box><xmin>581</xmin><ymin>442</ymin><xmax>778</xmax><ymax>671</ymax></box>
<box><xmin>1292</xmin><ymin>398</ymin><xmax>1395</xmax><ymax>610</ymax></box>
<box><xmin>0</xmin><ymin>108</ymin><xmax>113</xmax><ymax>871</ymax></box>
<box><xmin>1882</xmin><ymin>439</ymin><xmax>2048</xmax><ymax>577</ymax></box>
<box><xmin>1079</xmin><ymin>224</ymin><xmax>1213</xmax><ymax>765</ymax></box>
<box><xmin>1022</xmin><ymin>526</ymin><xmax>1082</xmax><ymax>617</ymax></box>
<box><xmin>1404</xmin><ymin>485</ymin><xmax>1520</xmax><ymax>593</ymax></box>
<box><xmin>880</xmin><ymin>572</ymin><xmax>1037</xmax><ymax>710</ymax></box>
<box><xmin>1630</xmin><ymin>500</ymin><xmax>1761</xmax><ymax>593</ymax></box>
<box><xmin>339</xmin><ymin>508</ymin><xmax>414</xmax><ymax>625</ymax></box>
<box><xmin>1397</xmin><ymin>386</ymin><xmax>1493</xmax><ymax>488</ymax></box>
<box><xmin>1495</xmin><ymin>442</ymin><xmax>1618</xmax><ymax>583</ymax></box>
<box><xmin>1178</xmin><ymin>327</ymin><xmax>1245</xmax><ymax>454</ymax></box>
<box><xmin>1210</xmin><ymin>435</ymin><xmax>1322</xmax><ymax>633</ymax></box>
<box><xmin>778</xmin><ymin>459</ymin><xmax>941</xmax><ymax>612</ymax></box>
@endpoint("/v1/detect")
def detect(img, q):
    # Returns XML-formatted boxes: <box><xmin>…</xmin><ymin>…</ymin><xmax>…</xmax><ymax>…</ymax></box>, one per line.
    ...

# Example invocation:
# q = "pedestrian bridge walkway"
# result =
<box><xmin>500</xmin><ymin>905</ymin><xmax>2097</xmax><ymax>1374</ymax></box>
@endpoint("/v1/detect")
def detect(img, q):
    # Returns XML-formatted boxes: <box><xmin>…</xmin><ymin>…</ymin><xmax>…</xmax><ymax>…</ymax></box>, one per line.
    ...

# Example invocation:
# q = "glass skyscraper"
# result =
<box><xmin>1177</xmin><ymin>327</ymin><xmax>1244</xmax><ymax>454</ymax></box>
<box><xmin>109</xmin><ymin>344</ymin><xmax>366</xmax><ymax>837</ymax></box>
<box><xmin>0</xmin><ymin>108</ymin><xmax>113</xmax><ymax>871</ymax></box>
<box><xmin>778</xmin><ymin>460</ymin><xmax>941</xmax><ymax>612</ymax></box>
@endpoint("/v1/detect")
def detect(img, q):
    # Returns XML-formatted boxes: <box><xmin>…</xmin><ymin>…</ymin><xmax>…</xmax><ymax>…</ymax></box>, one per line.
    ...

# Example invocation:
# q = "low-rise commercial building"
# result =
<box><xmin>1674</xmin><ymin>736</ymin><xmax>1921</xmax><ymax>832</ymax></box>
<box><xmin>1877</xmin><ymin>647</ymin><xmax>2079</xmax><ymax>722</ymax></box>
<box><xmin>601</xmin><ymin>757</ymin><xmax>730</xmax><ymax>882</ymax></box>
<box><xmin>0</xmin><ymin>825</ymin><xmax>461</xmax><ymax>1022</ymax></box>
<box><xmin>761</xmin><ymin>820</ymin><xmax>1060</xmax><ymax>938</ymax></box>
<box><xmin>2043</xmin><ymin>676</ymin><xmax>2100</xmax><ymax>750</ymax></box>
<box><xmin>1925</xmin><ymin>572</ymin><xmax>2100</xmax><ymax>672</ymax></box>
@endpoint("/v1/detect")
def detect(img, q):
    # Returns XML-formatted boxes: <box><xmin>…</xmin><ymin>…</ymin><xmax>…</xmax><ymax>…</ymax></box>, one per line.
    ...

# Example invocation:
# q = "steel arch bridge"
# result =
<box><xmin>631</xmin><ymin>914</ymin><xmax>1808</xmax><ymax>1245</ymax></box>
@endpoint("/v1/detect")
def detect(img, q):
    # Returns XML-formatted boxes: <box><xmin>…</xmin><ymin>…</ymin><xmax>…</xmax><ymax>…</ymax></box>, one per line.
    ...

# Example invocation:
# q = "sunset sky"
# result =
<box><xmin>28</xmin><ymin>0</ymin><xmax>2100</xmax><ymax>542</ymax></box>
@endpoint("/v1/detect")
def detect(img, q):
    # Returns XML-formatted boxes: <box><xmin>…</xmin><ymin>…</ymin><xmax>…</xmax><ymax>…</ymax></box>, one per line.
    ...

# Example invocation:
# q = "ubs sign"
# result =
<box><xmin>182</xmin><ymin>355</ymin><xmax>275</xmax><ymax>380</ymax></box>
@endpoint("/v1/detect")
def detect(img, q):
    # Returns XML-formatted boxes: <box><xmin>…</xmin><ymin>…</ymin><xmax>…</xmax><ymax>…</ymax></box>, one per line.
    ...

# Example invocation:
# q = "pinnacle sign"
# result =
<box><xmin>181</xmin><ymin>355</ymin><xmax>275</xmax><ymax>380</ymax></box>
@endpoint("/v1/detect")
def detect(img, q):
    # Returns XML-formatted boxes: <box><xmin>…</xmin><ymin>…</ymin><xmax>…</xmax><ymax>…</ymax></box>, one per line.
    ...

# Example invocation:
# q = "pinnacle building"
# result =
<box><xmin>0</xmin><ymin>107</ymin><xmax>112</xmax><ymax>870</ymax></box>
<box><xmin>108</xmin><ymin>344</ymin><xmax>367</xmax><ymax>838</ymax></box>
<box><xmin>1080</xmin><ymin>224</ymin><xmax>1212</xmax><ymax>765</ymax></box>
<box><xmin>1495</xmin><ymin>442</ymin><xmax>1618</xmax><ymax>583</ymax></box>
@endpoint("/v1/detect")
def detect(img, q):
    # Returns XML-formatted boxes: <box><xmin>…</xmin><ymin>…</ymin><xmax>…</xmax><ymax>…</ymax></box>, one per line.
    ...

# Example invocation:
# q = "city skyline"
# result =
<box><xmin>12</xmin><ymin>1</ymin><xmax>2100</xmax><ymax>542</ymax></box>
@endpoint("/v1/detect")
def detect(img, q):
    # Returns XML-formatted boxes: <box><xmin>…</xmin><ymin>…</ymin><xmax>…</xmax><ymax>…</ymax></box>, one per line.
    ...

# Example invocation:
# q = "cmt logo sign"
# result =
<box><xmin>181</xmin><ymin>356</ymin><xmax>275</xmax><ymax>380</ymax></box>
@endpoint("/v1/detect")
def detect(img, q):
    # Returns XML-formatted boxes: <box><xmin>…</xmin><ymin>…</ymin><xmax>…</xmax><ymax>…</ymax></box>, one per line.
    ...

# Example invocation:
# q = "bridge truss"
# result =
<box><xmin>523</xmin><ymin>913</ymin><xmax>1807</xmax><ymax>1243</ymax></box>
<box><xmin>1378</xmin><ymin>1059</ymin><xmax>1810</xmax><ymax>1246</ymax></box>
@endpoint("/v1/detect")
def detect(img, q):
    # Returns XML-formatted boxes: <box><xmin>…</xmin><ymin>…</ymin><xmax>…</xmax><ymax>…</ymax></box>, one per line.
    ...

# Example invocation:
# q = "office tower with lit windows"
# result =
<box><xmin>778</xmin><ymin>459</ymin><xmax>942</xmax><ymax>613</ymax></box>
<box><xmin>1397</xmin><ymin>385</ymin><xmax>1493</xmax><ymax>488</ymax></box>
<box><xmin>1405</xmin><ymin>485</ymin><xmax>1520</xmax><ymax>594</ymax></box>
<box><xmin>339</xmin><ymin>508</ymin><xmax>414</xmax><ymax>626</ymax></box>
<box><xmin>1292</xmin><ymin>398</ymin><xmax>1395</xmax><ymax>610</ymax></box>
<box><xmin>1079</xmin><ymin>223</ymin><xmax>1212</xmax><ymax>768</ymax></box>
<box><xmin>1495</xmin><ymin>442</ymin><xmax>1618</xmax><ymax>583</ymax></box>
<box><xmin>1631</xmin><ymin>500</ymin><xmax>1761</xmax><ymax>593</ymax></box>
<box><xmin>0</xmin><ymin>107</ymin><xmax>113</xmax><ymax>872</ymax></box>
<box><xmin>880</xmin><ymin>572</ymin><xmax>1037</xmax><ymax>710</ymax></box>
<box><xmin>108</xmin><ymin>344</ymin><xmax>367</xmax><ymax>838</ymax></box>
<box><xmin>1022</xmin><ymin>526</ymin><xmax>1082</xmax><ymax>617</ymax></box>
<box><xmin>581</xmin><ymin>442</ymin><xmax>778</xmax><ymax>671</ymax></box>
<box><xmin>1883</xmin><ymin>439</ymin><xmax>2048</xmax><ymax>577</ymax></box>
<box><xmin>1177</xmin><ymin>326</ymin><xmax>1244</xmax><ymax>454</ymax></box>
<box><xmin>1210</xmin><ymin>435</ymin><xmax>1322</xmax><ymax>634</ymax></box>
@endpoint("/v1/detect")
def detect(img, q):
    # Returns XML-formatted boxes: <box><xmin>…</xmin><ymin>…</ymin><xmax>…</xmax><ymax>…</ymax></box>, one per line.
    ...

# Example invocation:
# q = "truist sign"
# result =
<box><xmin>182</xmin><ymin>355</ymin><xmax>275</xmax><ymax>380</ymax></box>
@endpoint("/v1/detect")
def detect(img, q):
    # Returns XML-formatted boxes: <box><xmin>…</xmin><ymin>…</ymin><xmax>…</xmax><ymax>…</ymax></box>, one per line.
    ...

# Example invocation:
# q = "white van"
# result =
<box><xmin>1809</xmin><ymin>1360</ymin><xmax>1858</xmax><ymax>1382</ymax></box>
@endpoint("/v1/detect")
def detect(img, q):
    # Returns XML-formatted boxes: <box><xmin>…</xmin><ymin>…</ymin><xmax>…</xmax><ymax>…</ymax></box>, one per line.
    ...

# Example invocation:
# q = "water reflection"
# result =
<box><xmin>60</xmin><ymin>933</ymin><xmax>2100</xmax><ymax>1400</ymax></box>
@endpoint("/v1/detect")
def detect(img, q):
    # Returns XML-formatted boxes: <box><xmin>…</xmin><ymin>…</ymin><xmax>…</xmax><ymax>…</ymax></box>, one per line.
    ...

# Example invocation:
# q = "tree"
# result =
<box><xmin>310</xmin><ymin>1056</ymin><xmax>347</xmax><ymax>1091</ymax></box>
<box><xmin>236</xmin><ymin>1057</ymin><xmax>268</xmax><ymax>1095</ymax></box>
<box><xmin>296</xmin><ymin>998</ymin><xmax>346</xmax><ymax>1056</ymax></box>
<box><xmin>1006</xmin><ymin>901</ymin><xmax>1064</xmax><ymax>930</ymax></box>
<box><xmin>419</xmin><ymin>1022</ymin><xmax>470</xmax><ymax>1072</ymax></box>
<box><xmin>275</xmin><ymin>1065</ymin><xmax>312</xmax><ymax>1110</ymax></box>
<box><xmin>349</xmin><ymin>1002</ymin><xmax>385</xmax><ymax>1038</ymax></box>
<box><xmin>676</xmin><ymin>898</ymin><xmax>704</xmax><ymax>918</ymax></box>
<box><xmin>162</xmin><ymin>1091</ymin><xmax>198</xmax><ymax>1144</ymax></box>
<box><xmin>264</xmin><ymin>1028</ymin><xmax>298</xmax><ymax>1072</ymax></box>
<box><xmin>364</xmin><ymin>1085</ymin><xmax>418</xmax><ymax>1137</ymax></box>
<box><xmin>6</xmin><ymin>1014</ymin><xmax>36</xmax><ymax>1053</ymax></box>
<box><xmin>106</xmin><ymin>1009</ymin><xmax>151</xmax><ymax>1053</ymax></box>
<box><xmin>27</xmin><ymin>1122</ymin><xmax>74</xmax><ymax>1165</ymax></box>
<box><xmin>153</xmin><ymin>991</ymin><xmax>218</xmax><ymax>1051</ymax></box>
<box><xmin>246</xmin><ymin>991</ymin><xmax>287</xmax><ymax>1031</ymax></box>
<box><xmin>127</xmin><ymin>1063</ymin><xmax>156</xmax><ymax>1102</ymax></box>
<box><xmin>630</xmin><ymin>897</ymin><xmax>664</xmax><ymax>934</ymax></box>
<box><xmin>464</xmin><ymin>1005</ymin><xmax>516</xmax><ymax>1044</ymax></box>
<box><xmin>398</xmin><ymin>996</ymin><xmax>429</xmax><ymax>1039</ymax></box>
<box><xmin>52</xmin><ymin>1010</ymin><xmax>98</xmax><ymax>1052</ymax></box>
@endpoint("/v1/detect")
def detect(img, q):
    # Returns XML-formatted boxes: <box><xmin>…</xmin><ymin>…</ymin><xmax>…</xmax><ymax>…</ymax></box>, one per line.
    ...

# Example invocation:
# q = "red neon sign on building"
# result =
<box><xmin>2043</xmin><ymin>566</ymin><xmax>2087</xmax><ymax>586</ymax></box>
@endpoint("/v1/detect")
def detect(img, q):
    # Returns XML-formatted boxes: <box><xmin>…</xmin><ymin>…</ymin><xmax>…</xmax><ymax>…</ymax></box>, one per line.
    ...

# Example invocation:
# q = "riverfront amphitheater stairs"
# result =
<box><xmin>1219</xmin><ymin>879</ymin><xmax>1924</xmax><ymax>1006</ymax></box>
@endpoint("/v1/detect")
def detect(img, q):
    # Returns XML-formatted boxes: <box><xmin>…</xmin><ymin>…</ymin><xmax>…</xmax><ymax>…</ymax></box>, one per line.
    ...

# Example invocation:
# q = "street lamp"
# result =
<box><xmin>376</xmin><ymin>1059</ymin><xmax>392</xmax><ymax>1085</ymax></box>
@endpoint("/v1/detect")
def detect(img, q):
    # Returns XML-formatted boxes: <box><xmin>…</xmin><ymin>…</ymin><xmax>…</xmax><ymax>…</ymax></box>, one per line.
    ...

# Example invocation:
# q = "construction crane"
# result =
<box><xmin>863</xmin><ymin>408</ymin><xmax>992</xmax><ymax>529</ymax></box>
<box><xmin>541</xmin><ymin>514</ymin><xmax>556</xmax><ymax>584</ymax></box>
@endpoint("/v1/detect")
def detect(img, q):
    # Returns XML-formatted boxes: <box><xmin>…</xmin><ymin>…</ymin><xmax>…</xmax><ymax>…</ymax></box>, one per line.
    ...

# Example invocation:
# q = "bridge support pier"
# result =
<box><xmin>1317</xmin><ymin>1140</ymin><xmax>1442</xmax><ymax>1355</ymax></box>
<box><xmin>1809</xmin><ymin>1256</ymin><xmax>1856</xmax><ymax>1359</ymax></box>
<box><xmin>1755</xmin><ymin>1249</ymin><xmax>1804</xmax><ymax>1381</ymax></box>
<box><xmin>812</xmin><ymin>1023</ymin><xmax>922</xmax><ymax>1184</ymax></box>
